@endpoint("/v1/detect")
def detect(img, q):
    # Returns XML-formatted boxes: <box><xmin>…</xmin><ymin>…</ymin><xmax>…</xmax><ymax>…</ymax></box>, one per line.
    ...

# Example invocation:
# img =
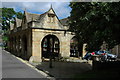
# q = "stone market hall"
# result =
<box><xmin>7</xmin><ymin>7</ymin><xmax>120</xmax><ymax>62</ymax></box>
<box><xmin>8</xmin><ymin>7</ymin><xmax>86</xmax><ymax>62</ymax></box>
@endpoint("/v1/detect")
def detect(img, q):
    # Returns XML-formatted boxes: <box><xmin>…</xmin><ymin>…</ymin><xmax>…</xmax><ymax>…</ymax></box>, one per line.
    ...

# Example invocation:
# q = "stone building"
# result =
<box><xmin>8</xmin><ymin>7</ymin><xmax>85</xmax><ymax>62</ymax></box>
<box><xmin>8</xmin><ymin>7</ymin><xmax>120</xmax><ymax>62</ymax></box>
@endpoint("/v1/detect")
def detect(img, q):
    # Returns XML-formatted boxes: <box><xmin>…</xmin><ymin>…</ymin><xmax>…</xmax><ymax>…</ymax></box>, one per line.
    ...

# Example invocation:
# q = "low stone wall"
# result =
<box><xmin>92</xmin><ymin>61</ymin><xmax>120</xmax><ymax>70</ymax></box>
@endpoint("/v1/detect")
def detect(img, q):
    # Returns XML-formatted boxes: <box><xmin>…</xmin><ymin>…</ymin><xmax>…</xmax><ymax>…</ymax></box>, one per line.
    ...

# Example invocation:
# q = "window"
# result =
<box><xmin>48</xmin><ymin>13</ymin><xmax>55</xmax><ymax>23</ymax></box>
<box><xmin>51</xmin><ymin>16</ymin><xmax>54</xmax><ymax>23</ymax></box>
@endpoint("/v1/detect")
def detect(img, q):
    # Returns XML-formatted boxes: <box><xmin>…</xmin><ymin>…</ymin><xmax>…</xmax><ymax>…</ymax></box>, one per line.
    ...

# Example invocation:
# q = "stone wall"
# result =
<box><xmin>110</xmin><ymin>45</ymin><xmax>120</xmax><ymax>58</ymax></box>
<box><xmin>31</xmin><ymin>28</ymin><xmax>74</xmax><ymax>62</ymax></box>
<box><xmin>8</xmin><ymin>28</ymin><xmax>32</xmax><ymax>60</ymax></box>
<box><xmin>8</xmin><ymin>27</ymin><xmax>87</xmax><ymax>63</ymax></box>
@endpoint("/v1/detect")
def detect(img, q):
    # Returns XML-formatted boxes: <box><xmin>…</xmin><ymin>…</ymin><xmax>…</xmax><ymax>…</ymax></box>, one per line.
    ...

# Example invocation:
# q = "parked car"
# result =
<box><xmin>95</xmin><ymin>50</ymin><xmax>117</xmax><ymax>61</ymax></box>
<box><xmin>105</xmin><ymin>51</ymin><xmax>117</xmax><ymax>61</ymax></box>
<box><xmin>95</xmin><ymin>51</ymin><xmax>106</xmax><ymax>55</ymax></box>
<box><xmin>83</xmin><ymin>50</ymin><xmax>117</xmax><ymax>61</ymax></box>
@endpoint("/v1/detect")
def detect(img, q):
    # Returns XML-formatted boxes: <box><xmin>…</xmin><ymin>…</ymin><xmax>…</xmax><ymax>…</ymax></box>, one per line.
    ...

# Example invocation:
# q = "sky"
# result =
<box><xmin>2</xmin><ymin>2</ymin><xmax>72</xmax><ymax>19</ymax></box>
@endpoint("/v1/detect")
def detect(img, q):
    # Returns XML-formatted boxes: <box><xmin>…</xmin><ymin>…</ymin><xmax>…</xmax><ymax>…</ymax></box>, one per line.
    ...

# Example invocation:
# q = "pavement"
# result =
<box><xmin>1</xmin><ymin>49</ymin><xmax>92</xmax><ymax>79</ymax></box>
<box><xmin>2</xmin><ymin>50</ymin><xmax>49</xmax><ymax>79</ymax></box>
<box><xmin>35</xmin><ymin>60</ymin><xmax>92</xmax><ymax>79</ymax></box>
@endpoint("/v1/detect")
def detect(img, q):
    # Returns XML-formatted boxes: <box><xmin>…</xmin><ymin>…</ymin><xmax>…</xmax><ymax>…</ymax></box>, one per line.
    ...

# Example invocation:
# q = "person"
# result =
<box><xmin>83</xmin><ymin>52</ymin><xmax>92</xmax><ymax>60</ymax></box>
<box><xmin>100</xmin><ymin>50</ymin><xmax>107</xmax><ymax>61</ymax></box>
<box><xmin>91</xmin><ymin>52</ymin><xmax>95</xmax><ymax>55</ymax></box>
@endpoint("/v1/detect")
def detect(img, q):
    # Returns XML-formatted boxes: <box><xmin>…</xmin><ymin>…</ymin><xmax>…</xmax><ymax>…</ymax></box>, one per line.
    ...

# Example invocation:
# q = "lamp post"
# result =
<box><xmin>49</xmin><ymin>37</ymin><xmax>53</xmax><ymax>68</ymax></box>
<box><xmin>49</xmin><ymin>52</ymin><xmax>53</xmax><ymax>68</ymax></box>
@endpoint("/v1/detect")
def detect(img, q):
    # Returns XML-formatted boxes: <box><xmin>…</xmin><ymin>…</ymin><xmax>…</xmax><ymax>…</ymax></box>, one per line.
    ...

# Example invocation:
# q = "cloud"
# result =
<box><xmin>2</xmin><ymin>2</ymin><xmax>71</xmax><ymax>19</ymax></box>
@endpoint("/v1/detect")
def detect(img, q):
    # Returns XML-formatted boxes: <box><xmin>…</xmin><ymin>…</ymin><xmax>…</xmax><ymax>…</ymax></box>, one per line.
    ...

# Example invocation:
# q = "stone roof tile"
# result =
<box><xmin>60</xmin><ymin>18</ymin><xmax>69</xmax><ymax>26</ymax></box>
<box><xmin>25</xmin><ymin>12</ymin><xmax>41</xmax><ymax>23</ymax></box>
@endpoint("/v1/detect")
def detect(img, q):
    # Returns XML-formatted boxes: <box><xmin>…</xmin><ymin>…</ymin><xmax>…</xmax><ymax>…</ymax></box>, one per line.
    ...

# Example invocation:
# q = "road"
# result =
<box><xmin>2</xmin><ymin>50</ymin><xmax>49</xmax><ymax>79</ymax></box>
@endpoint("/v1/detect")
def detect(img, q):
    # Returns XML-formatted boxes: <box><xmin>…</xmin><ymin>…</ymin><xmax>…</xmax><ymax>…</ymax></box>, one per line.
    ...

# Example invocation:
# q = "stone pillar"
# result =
<box><xmin>116</xmin><ymin>45</ymin><xmax>119</xmax><ymax>56</ymax></box>
<box><xmin>60</xmin><ymin>37</ymin><xmax>70</xmax><ymax>58</ymax></box>
<box><xmin>31</xmin><ymin>30</ymin><xmax>42</xmax><ymax>63</ymax></box>
<box><xmin>82</xmin><ymin>43</ymin><xmax>87</xmax><ymax>57</ymax></box>
<box><xmin>118</xmin><ymin>45</ymin><xmax>120</xmax><ymax>58</ymax></box>
<box><xmin>32</xmin><ymin>41</ymin><xmax>42</xmax><ymax>62</ymax></box>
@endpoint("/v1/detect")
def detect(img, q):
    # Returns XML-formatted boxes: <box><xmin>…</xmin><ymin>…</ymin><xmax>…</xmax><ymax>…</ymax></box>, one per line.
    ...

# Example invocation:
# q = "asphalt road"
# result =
<box><xmin>2</xmin><ymin>50</ymin><xmax>48</xmax><ymax>79</ymax></box>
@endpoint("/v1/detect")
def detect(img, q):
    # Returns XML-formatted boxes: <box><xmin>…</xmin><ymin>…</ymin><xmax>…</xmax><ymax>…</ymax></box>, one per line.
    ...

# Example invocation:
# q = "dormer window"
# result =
<box><xmin>48</xmin><ymin>13</ymin><xmax>55</xmax><ymax>23</ymax></box>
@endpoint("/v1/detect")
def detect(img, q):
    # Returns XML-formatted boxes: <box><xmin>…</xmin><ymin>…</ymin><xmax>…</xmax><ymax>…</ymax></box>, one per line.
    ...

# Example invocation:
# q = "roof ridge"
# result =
<box><xmin>25</xmin><ymin>11</ymin><xmax>41</xmax><ymax>15</ymax></box>
<box><xmin>60</xmin><ymin>17</ymin><xmax>68</xmax><ymax>20</ymax></box>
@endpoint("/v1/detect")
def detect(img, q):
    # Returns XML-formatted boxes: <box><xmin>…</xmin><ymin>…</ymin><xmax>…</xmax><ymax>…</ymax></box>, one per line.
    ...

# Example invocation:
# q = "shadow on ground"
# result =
<box><xmin>73</xmin><ymin>61</ymin><xmax>120</xmax><ymax>80</ymax></box>
<box><xmin>36</xmin><ymin>61</ymin><xmax>92</xmax><ymax>78</ymax></box>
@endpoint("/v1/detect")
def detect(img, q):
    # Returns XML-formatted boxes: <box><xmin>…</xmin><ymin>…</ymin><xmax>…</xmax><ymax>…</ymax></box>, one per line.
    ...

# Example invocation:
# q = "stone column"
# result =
<box><xmin>118</xmin><ymin>45</ymin><xmax>120</xmax><ymax>58</ymax></box>
<box><xmin>31</xmin><ymin>30</ymin><xmax>42</xmax><ymax>63</ymax></box>
<box><xmin>82</xmin><ymin>43</ymin><xmax>87</xmax><ymax>57</ymax></box>
<box><xmin>116</xmin><ymin>45</ymin><xmax>118</xmax><ymax>56</ymax></box>
<box><xmin>32</xmin><ymin>42</ymin><xmax>42</xmax><ymax>62</ymax></box>
<box><xmin>60</xmin><ymin>36</ymin><xmax>70</xmax><ymax>58</ymax></box>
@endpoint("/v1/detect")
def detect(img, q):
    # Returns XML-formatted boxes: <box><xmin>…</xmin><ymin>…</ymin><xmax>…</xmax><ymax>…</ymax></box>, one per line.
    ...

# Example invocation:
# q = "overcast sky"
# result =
<box><xmin>2</xmin><ymin>2</ymin><xmax>72</xmax><ymax>19</ymax></box>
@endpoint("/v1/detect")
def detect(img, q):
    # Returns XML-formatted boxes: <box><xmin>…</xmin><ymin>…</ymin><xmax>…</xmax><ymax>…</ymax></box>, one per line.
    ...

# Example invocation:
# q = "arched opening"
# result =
<box><xmin>16</xmin><ymin>37</ymin><xmax>19</xmax><ymax>56</ymax></box>
<box><xmin>15</xmin><ymin>37</ymin><xmax>17</xmax><ymax>54</ymax></box>
<box><xmin>70</xmin><ymin>36</ymin><xmax>82</xmax><ymax>57</ymax></box>
<box><xmin>18</xmin><ymin>36</ymin><xmax>21</xmax><ymax>57</ymax></box>
<box><xmin>13</xmin><ymin>37</ymin><xmax>16</xmax><ymax>54</ymax></box>
<box><xmin>11</xmin><ymin>37</ymin><xmax>14</xmax><ymax>53</ymax></box>
<box><xmin>22</xmin><ymin>35</ymin><xmax>28</xmax><ymax>60</ymax></box>
<box><xmin>41</xmin><ymin>35</ymin><xmax>60</xmax><ymax>58</ymax></box>
<box><xmin>10</xmin><ymin>37</ymin><xmax>13</xmax><ymax>52</ymax></box>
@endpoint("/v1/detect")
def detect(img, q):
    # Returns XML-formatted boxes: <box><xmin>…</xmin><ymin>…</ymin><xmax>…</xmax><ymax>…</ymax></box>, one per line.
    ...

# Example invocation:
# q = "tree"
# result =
<box><xmin>16</xmin><ymin>11</ymin><xmax>24</xmax><ymax>19</ymax></box>
<box><xmin>1</xmin><ymin>7</ymin><xmax>23</xmax><ymax>31</ymax></box>
<box><xmin>1</xmin><ymin>7</ymin><xmax>23</xmax><ymax>48</ymax></box>
<box><xmin>69</xmin><ymin>2</ymin><xmax>120</xmax><ymax>52</ymax></box>
<box><xmin>1</xmin><ymin>8</ymin><xmax>16</xmax><ymax>30</ymax></box>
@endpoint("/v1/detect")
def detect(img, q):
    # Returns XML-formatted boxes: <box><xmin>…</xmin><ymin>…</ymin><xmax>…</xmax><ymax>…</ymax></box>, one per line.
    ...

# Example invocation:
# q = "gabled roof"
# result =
<box><xmin>60</xmin><ymin>18</ymin><xmax>69</xmax><ymax>26</ymax></box>
<box><xmin>45</xmin><ymin>7</ymin><xmax>64</xmax><ymax>28</ymax></box>
<box><xmin>24</xmin><ymin>11</ymin><xmax>48</xmax><ymax>24</ymax></box>
<box><xmin>25</xmin><ymin>12</ymin><xmax>41</xmax><ymax>23</ymax></box>
<box><xmin>23</xmin><ymin>7</ymin><xmax>68</xmax><ymax>30</ymax></box>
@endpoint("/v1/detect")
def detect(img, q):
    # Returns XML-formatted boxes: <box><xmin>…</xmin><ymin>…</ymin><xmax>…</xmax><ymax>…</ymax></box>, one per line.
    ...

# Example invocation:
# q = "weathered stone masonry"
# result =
<box><xmin>8</xmin><ymin>7</ymin><xmax>84</xmax><ymax>62</ymax></box>
<box><xmin>8</xmin><ymin>7</ymin><xmax>120</xmax><ymax>63</ymax></box>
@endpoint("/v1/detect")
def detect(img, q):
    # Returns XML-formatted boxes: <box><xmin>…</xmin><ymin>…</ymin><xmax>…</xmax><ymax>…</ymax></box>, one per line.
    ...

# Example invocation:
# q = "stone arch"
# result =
<box><xmin>22</xmin><ymin>35</ymin><xmax>28</xmax><ymax>60</ymax></box>
<box><xmin>11</xmin><ymin>37</ymin><xmax>13</xmax><ymax>52</ymax></box>
<box><xmin>7</xmin><ymin>36</ymin><xmax>11</xmax><ymax>52</ymax></box>
<box><xmin>15</xmin><ymin>36</ymin><xmax>17</xmax><ymax>54</ymax></box>
<box><xmin>16</xmin><ymin>36</ymin><xmax>19</xmax><ymax>56</ymax></box>
<box><xmin>41</xmin><ymin>34</ymin><xmax>60</xmax><ymax>58</ymax></box>
<box><xmin>9</xmin><ymin>37</ymin><xmax>11</xmax><ymax>52</ymax></box>
<box><xmin>9</xmin><ymin>36</ymin><xmax>12</xmax><ymax>52</ymax></box>
<box><xmin>17</xmin><ymin>36</ymin><xmax>21</xmax><ymax>57</ymax></box>
<box><xmin>70</xmin><ymin>36</ymin><xmax>82</xmax><ymax>57</ymax></box>
<box><xmin>13</xmin><ymin>37</ymin><xmax>16</xmax><ymax>54</ymax></box>
<box><xmin>19</xmin><ymin>36</ymin><xmax>22</xmax><ymax>57</ymax></box>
